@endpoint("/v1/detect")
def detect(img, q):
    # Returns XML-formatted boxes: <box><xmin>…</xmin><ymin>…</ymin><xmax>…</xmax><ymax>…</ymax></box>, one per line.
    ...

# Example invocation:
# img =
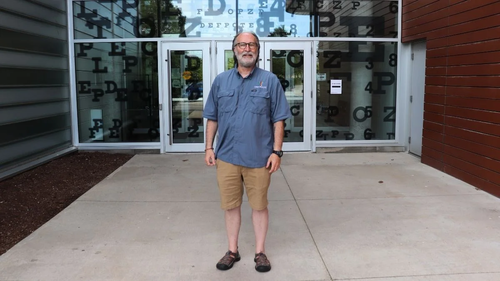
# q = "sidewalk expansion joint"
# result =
<box><xmin>280</xmin><ymin>167</ymin><xmax>335</xmax><ymax>281</ymax></box>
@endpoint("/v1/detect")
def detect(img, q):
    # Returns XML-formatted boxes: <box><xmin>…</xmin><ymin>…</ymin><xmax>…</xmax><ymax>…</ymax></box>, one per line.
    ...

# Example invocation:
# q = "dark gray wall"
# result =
<box><xmin>0</xmin><ymin>0</ymin><xmax>73</xmax><ymax>177</ymax></box>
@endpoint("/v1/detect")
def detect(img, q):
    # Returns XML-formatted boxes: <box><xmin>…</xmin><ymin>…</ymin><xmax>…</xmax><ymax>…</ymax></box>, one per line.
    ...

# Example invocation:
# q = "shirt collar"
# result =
<box><xmin>235</xmin><ymin>66</ymin><xmax>259</xmax><ymax>80</ymax></box>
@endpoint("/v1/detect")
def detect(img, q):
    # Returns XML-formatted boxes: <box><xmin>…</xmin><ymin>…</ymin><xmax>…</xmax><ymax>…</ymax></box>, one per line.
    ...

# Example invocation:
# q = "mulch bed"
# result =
<box><xmin>0</xmin><ymin>151</ymin><xmax>133</xmax><ymax>255</ymax></box>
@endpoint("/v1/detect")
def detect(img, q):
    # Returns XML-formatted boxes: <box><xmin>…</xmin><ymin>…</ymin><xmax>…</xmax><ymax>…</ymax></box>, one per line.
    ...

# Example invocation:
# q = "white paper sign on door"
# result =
<box><xmin>330</xmin><ymin>79</ymin><xmax>342</xmax><ymax>95</ymax></box>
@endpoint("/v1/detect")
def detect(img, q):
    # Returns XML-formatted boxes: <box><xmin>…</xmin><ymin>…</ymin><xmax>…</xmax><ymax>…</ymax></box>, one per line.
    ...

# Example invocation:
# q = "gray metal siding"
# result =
<box><xmin>0</xmin><ymin>0</ymin><xmax>72</xmax><ymax>174</ymax></box>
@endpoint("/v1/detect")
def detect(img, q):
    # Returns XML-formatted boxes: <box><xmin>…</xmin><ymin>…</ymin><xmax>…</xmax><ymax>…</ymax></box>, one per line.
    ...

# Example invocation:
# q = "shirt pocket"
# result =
<box><xmin>217</xmin><ymin>90</ymin><xmax>235</xmax><ymax>113</ymax></box>
<box><xmin>249</xmin><ymin>89</ymin><xmax>270</xmax><ymax>115</ymax></box>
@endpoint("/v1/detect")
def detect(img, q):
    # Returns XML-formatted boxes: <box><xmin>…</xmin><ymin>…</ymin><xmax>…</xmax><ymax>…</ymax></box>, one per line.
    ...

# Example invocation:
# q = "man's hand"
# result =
<box><xmin>266</xmin><ymin>153</ymin><xmax>281</xmax><ymax>174</ymax></box>
<box><xmin>205</xmin><ymin>149</ymin><xmax>216</xmax><ymax>166</ymax></box>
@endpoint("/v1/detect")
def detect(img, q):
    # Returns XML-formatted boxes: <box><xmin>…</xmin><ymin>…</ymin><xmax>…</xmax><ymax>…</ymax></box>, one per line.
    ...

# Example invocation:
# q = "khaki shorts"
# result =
<box><xmin>216</xmin><ymin>159</ymin><xmax>271</xmax><ymax>211</ymax></box>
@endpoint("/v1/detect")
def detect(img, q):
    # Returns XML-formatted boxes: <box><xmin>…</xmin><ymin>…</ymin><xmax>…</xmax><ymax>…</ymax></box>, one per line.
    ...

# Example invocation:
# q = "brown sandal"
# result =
<box><xmin>216</xmin><ymin>250</ymin><xmax>241</xmax><ymax>270</ymax></box>
<box><xmin>254</xmin><ymin>252</ymin><xmax>271</xmax><ymax>272</ymax></box>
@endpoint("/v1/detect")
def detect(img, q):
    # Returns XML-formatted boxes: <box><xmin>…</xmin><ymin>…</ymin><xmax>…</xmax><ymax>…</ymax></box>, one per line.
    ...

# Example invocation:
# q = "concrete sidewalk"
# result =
<box><xmin>1</xmin><ymin>152</ymin><xmax>500</xmax><ymax>281</ymax></box>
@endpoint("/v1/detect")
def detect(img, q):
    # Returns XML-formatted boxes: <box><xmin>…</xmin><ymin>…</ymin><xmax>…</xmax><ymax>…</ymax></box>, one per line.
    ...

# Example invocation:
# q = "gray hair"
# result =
<box><xmin>232</xmin><ymin>31</ymin><xmax>260</xmax><ymax>67</ymax></box>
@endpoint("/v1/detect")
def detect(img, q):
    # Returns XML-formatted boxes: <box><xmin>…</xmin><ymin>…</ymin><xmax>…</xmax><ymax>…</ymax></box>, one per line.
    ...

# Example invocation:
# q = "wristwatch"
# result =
<box><xmin>272</xmin><ymin>150</ymin><xmax>283</xmax><ymax>158</ymax></box>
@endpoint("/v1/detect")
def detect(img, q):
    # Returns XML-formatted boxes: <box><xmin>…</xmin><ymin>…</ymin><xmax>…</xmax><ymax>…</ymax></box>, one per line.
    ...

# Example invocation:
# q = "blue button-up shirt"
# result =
<box><xmin>203</xmin><ymin>67</ymin><xmax>291</xmax><ymax>168</ymax></box>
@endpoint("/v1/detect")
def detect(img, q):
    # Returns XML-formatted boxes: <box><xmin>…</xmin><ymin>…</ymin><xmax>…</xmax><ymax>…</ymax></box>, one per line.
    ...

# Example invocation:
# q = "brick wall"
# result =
<box><xmin>402</xmin><ymin>0</ymin><xmax>500</xmax><ymax>197</ymax></box>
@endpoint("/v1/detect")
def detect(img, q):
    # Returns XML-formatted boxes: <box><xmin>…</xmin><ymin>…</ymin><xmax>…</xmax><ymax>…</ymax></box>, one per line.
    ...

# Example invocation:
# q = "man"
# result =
<box><xmin>203</xmin><ymin>31</ymin><xmax>291</xmax><ymax>273</ymax></box>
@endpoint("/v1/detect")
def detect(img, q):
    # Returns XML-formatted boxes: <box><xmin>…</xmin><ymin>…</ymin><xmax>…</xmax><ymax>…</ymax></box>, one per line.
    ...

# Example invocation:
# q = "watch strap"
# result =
<box><xmin>272</xmin><ymin>150</ymin><xmax>283</xmax><ymax>158</ymax></box>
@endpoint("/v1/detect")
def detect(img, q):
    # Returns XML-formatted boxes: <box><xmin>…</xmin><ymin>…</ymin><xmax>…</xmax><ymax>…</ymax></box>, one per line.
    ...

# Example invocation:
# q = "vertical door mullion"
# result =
<box><xmin>162</xmin><ymin>42</ymin><xmax>210</xmax><ymax>153</ymax></box>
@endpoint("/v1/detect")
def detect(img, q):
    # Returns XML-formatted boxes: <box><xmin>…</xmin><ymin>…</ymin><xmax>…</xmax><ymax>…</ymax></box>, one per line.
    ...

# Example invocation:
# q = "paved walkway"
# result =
<box><xmin>1</xmin><ymin>153</ymin><xmax>500</xmax><ymax>281</ymax></box>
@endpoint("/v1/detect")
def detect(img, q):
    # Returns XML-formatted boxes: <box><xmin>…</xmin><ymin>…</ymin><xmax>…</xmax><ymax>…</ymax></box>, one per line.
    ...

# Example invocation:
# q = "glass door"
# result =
<box><xmin>263</xmin><ymin>42</ymin><xmax>312</xmax><ymax>151</ymax></box>
<box><xmin>161</xmin><ymin>42</ymin><xmax>210</xmax><ymax>152</ymax></box>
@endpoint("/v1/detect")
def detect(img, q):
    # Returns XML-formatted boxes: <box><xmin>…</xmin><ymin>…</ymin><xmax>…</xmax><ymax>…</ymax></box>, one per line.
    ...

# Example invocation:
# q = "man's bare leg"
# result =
<box><xmin>225</xmin><ymin>206</ymin><xmax>241</xmax><ymax>253</ymax></box>
<box><xmin>252</xmin><ymin>207</ymin><xmax>269</xmax><ymax>254</ymax></box>
<box><xmin>216</xmin><ymin>206</ymin><xmax>242</xmax><ymax>271</ymax></box>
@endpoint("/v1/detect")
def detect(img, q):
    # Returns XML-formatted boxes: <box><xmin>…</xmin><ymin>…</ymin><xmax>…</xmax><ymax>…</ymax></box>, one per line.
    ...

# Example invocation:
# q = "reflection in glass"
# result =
<box><xmin>170</xmin><ymin>50</ymin><xmax>204</xmax><ymax>143</ymax></box>
<box><xmin>271</xmin><ymin>49</ymin><xmax>304</xmax><ymax>142</ymax></box>
<box><xmin>315</xmin><ymin>41</ymin><xmax>397</xmax><ymax>141</ymax></box>
<box><xmin>224</xmin><ymin>50</ymin><xmax>235</xmax><ymax>71</ymax></box>
<box><xmin>73</xmin><ymin>0</ymin><xmax>397</xmax><ymax>39</ymax></box>
<box><xmin>73</xmin><ymin>0</ymin><xmax>194</xmax><ymax>39</ymax></box>
<box><xmin>285</xmin><ymin>0</ymin><xmax>398</xmax><ymax>38</ymax></box>
<box><xmin>75</xmin><ymin>42</ymin><xmax>159</xmax><ymax>143</ymax></box>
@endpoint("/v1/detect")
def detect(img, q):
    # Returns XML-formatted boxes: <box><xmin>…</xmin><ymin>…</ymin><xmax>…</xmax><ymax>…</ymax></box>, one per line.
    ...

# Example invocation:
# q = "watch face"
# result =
<box><xmin>274</xmin><ymin>150</ymin><xmax>283</xmax><ymax>157</ymax></box>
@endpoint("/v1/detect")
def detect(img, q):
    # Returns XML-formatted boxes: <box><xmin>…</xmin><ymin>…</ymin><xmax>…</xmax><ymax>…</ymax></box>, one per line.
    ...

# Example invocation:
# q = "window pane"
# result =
<box><xmin>72</xmin><ymin>0</ymin><xmax>240</xmax><ymax>39</ymax></box>
<box><xmin>170</xmin><ymin>50</ymin><xmax>204</xmax><ymax>144</ymax></box>
<box><xmin>286</xmin><ymin>0</ymin><xmax>399</xmax><ymax>38</ymax></box>
<box><xmin>238</xmin><ymin>0</ymin><xmax>311</xmax><ymax>37</ymax></box>
<box><xmin>271</xmin><ymin>49</ymin><xmax>304</xmax><ymax>142</ymax></box>
<box><xmin>75</xmin><ymin>42</ymin><xmax>159</xmax><ymax>143</ymax></box>
<box><xmin>73</xmin><ymin>1</ymin><xmax>139</xmax><ymax>39</ymax></box>
<box><xmin>73</xmin><ymin>1</ymin><xmax>398</xmax><ymax>39</ymax></box>
<box><xmin>316</xmin><ymin>41</ymin><xmax>397</xmax><ymax>141</ymax></box>
<box><xmin>224</xmin><ymin>50</ymin><xmax>235</xmax><ymax>71</ymax></box>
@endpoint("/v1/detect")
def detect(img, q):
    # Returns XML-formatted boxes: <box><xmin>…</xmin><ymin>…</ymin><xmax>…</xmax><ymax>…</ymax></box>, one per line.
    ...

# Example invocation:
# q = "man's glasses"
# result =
<box><xmin>234</xmin><ymin>42</ymin><xmax>259</xmax><ymax>49</ymax></box>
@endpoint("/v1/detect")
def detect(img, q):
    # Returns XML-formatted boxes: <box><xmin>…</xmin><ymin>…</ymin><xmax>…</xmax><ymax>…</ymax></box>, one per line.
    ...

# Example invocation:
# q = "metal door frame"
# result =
<box><xmin>263</xmin><ymin>41</ymin><xmax>313</xmax><ymax>151</ymax></box>
<box><xmin>160</xmin><ymin>41</ymin><xmax>211</xmax><ymax>153</ymax></box>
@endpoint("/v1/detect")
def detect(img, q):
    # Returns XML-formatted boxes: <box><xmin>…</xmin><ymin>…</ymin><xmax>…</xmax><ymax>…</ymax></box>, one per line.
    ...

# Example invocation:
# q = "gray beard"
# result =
<box><xmin>239</xmin><ymin>60</ymin><xmax>255</xmax><ymax>67</ymax></box>
<box><xmin>238</xmin><ymin>54</ymin><xmax>256</xmax><ymax>67</ymax></box>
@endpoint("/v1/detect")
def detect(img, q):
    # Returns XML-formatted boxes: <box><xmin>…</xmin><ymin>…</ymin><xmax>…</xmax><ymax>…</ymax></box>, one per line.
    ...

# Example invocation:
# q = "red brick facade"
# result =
<box><xmin>402</xmin><ymin>0</ymin><xmax>500</xmax><ymax>197</ymax></box>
